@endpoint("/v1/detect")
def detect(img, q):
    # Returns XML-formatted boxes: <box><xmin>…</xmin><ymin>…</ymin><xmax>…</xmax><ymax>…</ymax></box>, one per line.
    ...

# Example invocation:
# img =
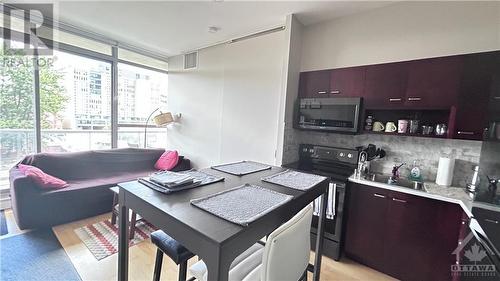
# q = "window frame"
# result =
<box><xmin>2</xmin><ymin>27</ymin><xmax>168</xmax><ymax>152</ymax></box>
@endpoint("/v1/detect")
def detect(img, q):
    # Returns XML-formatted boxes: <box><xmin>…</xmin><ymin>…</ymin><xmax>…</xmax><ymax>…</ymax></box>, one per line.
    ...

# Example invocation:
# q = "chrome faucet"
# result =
<box><xmin>487</xmin><ymin>176</ymin><xmax>499</xmax><ymax>194</ymax></box>
<box><xmin>388</xmin><ymin>163</ymin><xmax>406</xmax><ymax>184</ymax></box>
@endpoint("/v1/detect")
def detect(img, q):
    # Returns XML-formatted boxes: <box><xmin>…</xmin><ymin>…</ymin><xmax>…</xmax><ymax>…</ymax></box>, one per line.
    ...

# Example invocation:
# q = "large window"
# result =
<box><xmin>117</xmin><ymin>63</ymin><xmax>168</xmax><ymax>148</ymax></box>
<box><xmin>0</xmin><ymin>25</ymin><xmax>168</xmax><ymax>192</ymax></box>
<box><xmin>0</xmin><ymin>39</ymin><xmax>36</xmax><ymax>190</ymax></box>
<box><xmin>41</xmin><ymin>51</ymin><xmax>112</xmax><ymax>152</ymax></box>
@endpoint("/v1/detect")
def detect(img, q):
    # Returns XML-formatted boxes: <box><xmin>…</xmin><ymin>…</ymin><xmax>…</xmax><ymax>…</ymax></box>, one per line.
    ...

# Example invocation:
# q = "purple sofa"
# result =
<box><xmin>9</xmin><ymin>148</ymin><xmax>191</xmax><ymax>230</ymax></box>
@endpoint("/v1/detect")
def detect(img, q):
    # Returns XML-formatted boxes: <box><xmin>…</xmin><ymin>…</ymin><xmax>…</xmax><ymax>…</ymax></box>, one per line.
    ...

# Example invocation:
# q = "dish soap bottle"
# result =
<box><xmin>408</xmin><ymin>160</ymin><xmax>423</xmax><ymax>182</ymax></box>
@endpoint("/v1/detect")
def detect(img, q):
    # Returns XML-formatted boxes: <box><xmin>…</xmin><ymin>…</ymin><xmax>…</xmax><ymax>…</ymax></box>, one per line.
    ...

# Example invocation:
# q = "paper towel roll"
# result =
<box><xmin>436</xmin><ymin>157</ymin><xmax>455</xmax><ymax>186</ymax></box>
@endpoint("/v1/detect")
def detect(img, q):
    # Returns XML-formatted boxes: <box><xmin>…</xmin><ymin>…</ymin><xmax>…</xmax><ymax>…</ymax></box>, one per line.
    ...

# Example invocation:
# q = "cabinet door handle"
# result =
<box><xmin>330</xmin><ymin>90</ymin><xmax>341</xmax><ymax>94</ymax></box>
<box><xmin>392</xmin><ymin>198</ymin><xmax>407</xmax><ymax>203</ymax></box>
<box><xmin>457</xmin><ymin>131</ymin><xmax>475</xmax><ymax>135</ymax></box>
<box><xmin>317</xmin><ymin>91</ymin><xmax>327</xmax><ymax>94</ymax></box>
<box><xmin>389</xmin><ymin>98</ymin><xmax>402</xmax><ymax>102</ymax></box>
<box><xmin>494</xmin><ymin>96</ymin><xmax>500</xmax><ymax>100</ymax></box>
<box><xmin>373</xmin><ymin>193</ymin><xmax>386</xmax><ymax>199</ymax></box>
<box><xmin>485</xmin><ymin>219</ymin><xmax>499</xmax><ymax>224</ymax></box>
<box><xmin>407</xmin><ymin>97</ymin><xmax>422</xmax><ymax>101</ymax></box>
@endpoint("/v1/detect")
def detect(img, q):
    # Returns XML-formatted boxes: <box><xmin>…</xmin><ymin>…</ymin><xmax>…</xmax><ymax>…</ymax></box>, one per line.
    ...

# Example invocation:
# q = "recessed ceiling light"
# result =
<box><xmin>208</xmin><ymin>26</ymin><xmax>221</xmax><ymax>33</ymax></box>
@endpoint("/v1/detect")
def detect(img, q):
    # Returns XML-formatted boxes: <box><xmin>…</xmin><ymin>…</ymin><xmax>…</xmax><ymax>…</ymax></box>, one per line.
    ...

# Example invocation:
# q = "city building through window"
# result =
<box><xmin>0</xmin><ymin>29</ymin><xmax>168</xmax><ymax>192</ymax></box>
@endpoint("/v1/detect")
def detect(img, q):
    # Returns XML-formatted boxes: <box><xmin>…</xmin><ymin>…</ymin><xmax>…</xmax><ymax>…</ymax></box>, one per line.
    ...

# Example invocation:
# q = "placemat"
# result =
<box><xmin>211</xmin><ymin>161</ymin><xmax>271</xmax><ymax>176</ymax></box>
<box><xmin>262</xmin><ymin>169</ymin><xmax>327</xmax><ymax>191</ymax></box>
<box><xmin>190</xmin><ymin>184</ymin><xmax>293</xmax><ymax>226</ymax></box>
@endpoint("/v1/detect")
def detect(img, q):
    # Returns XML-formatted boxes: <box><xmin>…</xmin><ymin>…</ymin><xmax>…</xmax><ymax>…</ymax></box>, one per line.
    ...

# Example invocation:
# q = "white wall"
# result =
<box><xmin>301</xmin><ymin>1</ymin><xmax>500</xmax><ymax>71</ymax></box>
<box><xmin>276</xmin><ymin>15</ymin><xmax>304</xmax><ymax>165</ymax></box>
<box><xmin>167</xmin><ymin>31</ymin><xmax>285</xmax><ymax>168</ymax></box>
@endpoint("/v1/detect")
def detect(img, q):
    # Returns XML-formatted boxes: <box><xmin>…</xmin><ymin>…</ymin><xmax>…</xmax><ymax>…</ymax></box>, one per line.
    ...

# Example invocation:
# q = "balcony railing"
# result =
<box><xmin>0</xmin><ymin>128</ymin><xmax>167</xmax><ymax>189</ymax></box>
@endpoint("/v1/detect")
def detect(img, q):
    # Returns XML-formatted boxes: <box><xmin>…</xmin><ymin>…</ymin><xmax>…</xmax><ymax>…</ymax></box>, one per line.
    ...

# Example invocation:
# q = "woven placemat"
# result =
<box><xmin>191</xmin><ymin>184</ymin><xmax>293</xmax><ymax>226</ymax></box>
<box><xmin>262</xmin><ymin>169</ymin><xmax>327</xmax><ymax>191</ymax></box>
<box><xmin>211</xmin><ymin>161</ymin><xmax>271</xmax><ymax>176</ymax></box>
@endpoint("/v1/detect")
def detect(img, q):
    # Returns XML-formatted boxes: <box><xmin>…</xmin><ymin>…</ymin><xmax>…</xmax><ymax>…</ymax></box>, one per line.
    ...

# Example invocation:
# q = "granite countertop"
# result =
<box><xmin>348</xmin><ymin>176</ymin><xmax>500</xmax><ymax>217</ymax></box>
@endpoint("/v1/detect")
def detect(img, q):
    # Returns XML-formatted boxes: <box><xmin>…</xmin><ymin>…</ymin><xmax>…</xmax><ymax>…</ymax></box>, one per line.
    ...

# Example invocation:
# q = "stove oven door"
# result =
<box><xmin>311</xmin><ymin>181</ymin><xmax>346</xmax><ymax>242</ymax></box>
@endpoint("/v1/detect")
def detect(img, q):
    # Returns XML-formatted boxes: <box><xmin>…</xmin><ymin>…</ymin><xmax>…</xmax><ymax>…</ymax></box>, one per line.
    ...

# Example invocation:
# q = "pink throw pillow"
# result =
<box><xmin>18</xmin><ymin>164</ymin><xmax>69</xmax><ymax>190</ymax></box>
<box><xmin>154</xmin><ymin>150</ymin><xmax>179</xmax><ymax>171</ymax></box>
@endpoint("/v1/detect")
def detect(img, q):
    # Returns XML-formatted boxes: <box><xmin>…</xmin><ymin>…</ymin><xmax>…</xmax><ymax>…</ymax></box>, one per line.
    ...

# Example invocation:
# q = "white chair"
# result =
<box><xmin>189</xmin><ymin>204</ymin><xmax>313</xmax><ymax>281</ymax></box>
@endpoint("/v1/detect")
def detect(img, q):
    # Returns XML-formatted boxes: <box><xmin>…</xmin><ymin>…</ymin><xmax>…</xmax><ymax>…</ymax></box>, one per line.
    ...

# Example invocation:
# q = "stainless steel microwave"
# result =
<box><xmin>296</xmin><ymin>97</ymin><xmax>362</xmax><ymax>133</ymax></box>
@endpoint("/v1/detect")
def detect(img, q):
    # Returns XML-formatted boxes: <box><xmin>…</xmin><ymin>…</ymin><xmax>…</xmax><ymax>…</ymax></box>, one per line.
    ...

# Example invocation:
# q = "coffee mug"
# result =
<box><xmin>422</xmin><ymin>125</ymin><xmax>434</xmax><ymax>135</ymax></box>
<box><xmin>398</xmin><ymin>120</ymin><xmax>409</xmax><ymax>134</ymax></box>
<box><xmin>373</xmin><ymin>121</ymin><xmax>385</xmax><ymax>132</ymax></box>
<box><xmin>385</xmin><ymin>122</ymin><xmax>397</xmax><ymax>133</ymax></box>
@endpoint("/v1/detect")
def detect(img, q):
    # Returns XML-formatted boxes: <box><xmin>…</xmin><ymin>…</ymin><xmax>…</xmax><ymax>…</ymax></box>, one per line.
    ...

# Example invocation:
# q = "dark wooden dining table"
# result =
<box><xmin>117</xmin><ymin>165</ymin><xmax>328</xmax><ymax>281</ymax></box>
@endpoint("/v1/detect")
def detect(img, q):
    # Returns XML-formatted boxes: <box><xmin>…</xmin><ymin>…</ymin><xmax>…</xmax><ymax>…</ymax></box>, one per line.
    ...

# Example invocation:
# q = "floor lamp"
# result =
<box><xmin>144</xmin><ymin>108</ymin><xmax>174</xmax><ymax>148</ymax></box>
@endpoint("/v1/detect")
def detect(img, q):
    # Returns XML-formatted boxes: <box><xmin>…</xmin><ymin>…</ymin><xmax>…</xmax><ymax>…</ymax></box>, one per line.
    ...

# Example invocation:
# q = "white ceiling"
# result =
<box><xmin>45</xmin><ymin>1</ymin><xmax>394</xmax><ymax>57</ymax></box>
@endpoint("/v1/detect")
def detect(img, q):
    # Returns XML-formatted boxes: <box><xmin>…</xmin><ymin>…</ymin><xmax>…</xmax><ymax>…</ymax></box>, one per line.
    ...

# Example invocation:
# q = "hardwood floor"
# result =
<box><xmin>4</xmin><ymin>210</ymin><xmax>396</xmax><ymax>280</ymax></box>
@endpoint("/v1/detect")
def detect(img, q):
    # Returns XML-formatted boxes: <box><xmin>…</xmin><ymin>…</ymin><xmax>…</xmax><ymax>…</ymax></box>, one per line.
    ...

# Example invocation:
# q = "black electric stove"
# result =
<box><xmin>285</xmin><ymin>144</ymin><xmax>359</xmax><ymax>261</ymax></box>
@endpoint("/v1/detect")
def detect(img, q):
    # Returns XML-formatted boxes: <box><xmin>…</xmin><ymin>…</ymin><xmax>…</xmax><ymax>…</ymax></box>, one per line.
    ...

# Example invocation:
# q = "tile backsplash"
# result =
<box><xmin>283</xmin><ymin>127</ymin><xmax>482</xmax><ymax>187</ymax></box>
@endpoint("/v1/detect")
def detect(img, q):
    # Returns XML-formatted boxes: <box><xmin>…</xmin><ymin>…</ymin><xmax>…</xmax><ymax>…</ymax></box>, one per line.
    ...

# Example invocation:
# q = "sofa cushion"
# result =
<box><xmin>44</xmin><ymin>169</ymin><xmax>157</xmax><ymax>195</ymax></box>
<box><xmin>18</xmin><ymin>164</ymin><xmax>69</xmax><ymax>190</ymax></box>
<box><xmin>21</xmin><ymin>148</ymin><xmax>165</xmax><ymax>180</ymax></box>
<box><xmin>154</xmin><ymin>150</ymin><xmax>179</xmax><ymax>171</ymax></box>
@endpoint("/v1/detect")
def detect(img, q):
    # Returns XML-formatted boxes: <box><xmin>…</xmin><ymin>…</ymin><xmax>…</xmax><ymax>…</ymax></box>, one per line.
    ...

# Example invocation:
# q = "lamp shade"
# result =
<box><xmin>153</xmin><ymin>112</ymin><xmax>174</xmax><ymax>126</ymax></box>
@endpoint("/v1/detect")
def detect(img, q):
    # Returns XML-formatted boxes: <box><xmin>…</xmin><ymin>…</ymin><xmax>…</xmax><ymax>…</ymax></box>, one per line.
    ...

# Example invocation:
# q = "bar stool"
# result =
<box><xmin>150</xmin><ymin>230</ymin><xmax>195</xmax><ymax>281</ymax></box>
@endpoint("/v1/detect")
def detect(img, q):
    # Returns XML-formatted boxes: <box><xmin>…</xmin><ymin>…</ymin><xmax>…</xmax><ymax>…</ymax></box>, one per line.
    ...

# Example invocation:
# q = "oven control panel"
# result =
<box><xmin>300</xmin><ymin>144</ymin><xmax>359</xmax><ymax>165</ymax></box>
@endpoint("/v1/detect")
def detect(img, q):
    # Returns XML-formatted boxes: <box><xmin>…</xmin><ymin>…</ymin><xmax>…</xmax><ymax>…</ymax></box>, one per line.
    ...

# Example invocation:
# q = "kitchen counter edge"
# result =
<box><xmin>348</xmin><ymin>177</ymin><xmax>500</xmax><ymax>217</ymax></box>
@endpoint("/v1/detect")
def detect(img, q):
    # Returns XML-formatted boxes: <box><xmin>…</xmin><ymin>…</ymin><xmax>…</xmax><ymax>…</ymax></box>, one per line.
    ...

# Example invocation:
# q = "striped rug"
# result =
<box><xmin>75</xmin><ymin>219</ymin><xmax>156</xmax><ymax>260</ymax></box>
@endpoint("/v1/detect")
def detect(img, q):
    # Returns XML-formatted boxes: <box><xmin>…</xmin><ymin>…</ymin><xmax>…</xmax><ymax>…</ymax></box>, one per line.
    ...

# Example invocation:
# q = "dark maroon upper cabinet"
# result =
<box><xmin>329</xmin><ymin>67</ymin><xmax>366</xmax><ymax>97</ymax></box>
<box><xmin>405</xmin><ymin>56</ymin><xmax>463</xmax><ymax>109</ymax></box>
<box><xmin>363</xmin><ymin>62</ymin><xmax>409</xmax><ymax>109</ymax></box>
<box><xmin>298</xmin><ymin>70</ymin><xmax>331</xmax><ymax>98</ymax></box>
<box><xmin>454</xmin><ymin>52</ymin><xmax>498</xmax><ymax>140</ymax></box>
<box><xmin>344</xmin><ymin>183</ymin><xmax>389</xmax><ymax>272</ymax></box>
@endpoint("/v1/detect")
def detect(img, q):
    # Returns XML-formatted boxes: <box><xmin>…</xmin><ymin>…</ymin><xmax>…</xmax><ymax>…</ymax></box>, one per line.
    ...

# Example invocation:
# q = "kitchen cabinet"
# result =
<box><xmin>363</xmin><ymin>62</ymin><xmax>409</xmax><ymax>108</ymax></box>
<box><xmin>299</xmin><ymin>70</ymin><xmax>331</xmax><ymax>98</ymax></box>
<box><xmin>297</xmin><ymin>50</ymin><xmax>500</xmax><ymax>140</ymax></box>
<box><xmin>345</xmin><ymin>182</ymin><xmax>463</xmax><ymax>281</ymax></box>
<box><xmin>342</xmin><ymin>184</ymin><xmax>389</xmax><ymax>270</ymax></box>
<box><xmin>405</xmin><ymin>56</ymin><xmax>463</xmax><ymax>109</ymax></box>
<box><xmin>299</xmin><ymin>67</ymin><xmax>366</xmax><ymax>98</ymax></box>
<box><xmin>363</xmin><ymin>56</ymin><xmax>462</xmax><ymax>109</ymax></box>
<box><xmin>453</xmin><ymin>52</ymin><xmax>498</xmax><ymax>140</ymax></box>
<box><xmin>329</xmin><ymin>67</ymin><xmax>366</xmax><ymax>97</ymax></box>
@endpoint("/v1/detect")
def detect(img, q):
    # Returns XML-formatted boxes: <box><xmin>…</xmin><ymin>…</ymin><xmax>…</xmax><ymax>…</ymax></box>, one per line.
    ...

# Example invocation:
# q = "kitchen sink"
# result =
<box><xmin>365</xmin><ymin>174</ymin><xmax>424</xmax><ymax>190</ymax></box>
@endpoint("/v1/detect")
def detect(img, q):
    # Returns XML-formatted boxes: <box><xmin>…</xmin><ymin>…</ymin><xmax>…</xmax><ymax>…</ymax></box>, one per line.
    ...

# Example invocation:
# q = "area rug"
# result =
<box><xmin>0</xmin><ymin>210</ymin><xmax>8</xmax><ymax>236</ymax></box>
<box><xmin>75</xmin><ymin>219</ymin><xmax>156</xmax><ymax>260</ymax></box>
<box><xmin>0</xmin><ymin>229</ymin><xmax>81</xmax><ymax>281</ymax></box>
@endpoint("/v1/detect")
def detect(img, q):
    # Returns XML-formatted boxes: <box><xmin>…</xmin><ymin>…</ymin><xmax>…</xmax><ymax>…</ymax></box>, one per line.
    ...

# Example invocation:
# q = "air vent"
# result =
<box><xmin>184</xmin><ymin>52</ymin><xmax>198</xmax><ymax>69</ymax></box>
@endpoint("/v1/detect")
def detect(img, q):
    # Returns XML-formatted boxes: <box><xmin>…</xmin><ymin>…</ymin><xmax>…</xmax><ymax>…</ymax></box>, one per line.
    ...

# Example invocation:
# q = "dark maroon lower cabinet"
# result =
<box><xmin>345</xmin><ymin>183</ymin><xmax>463</xmax><ymax>281</ymax></box>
